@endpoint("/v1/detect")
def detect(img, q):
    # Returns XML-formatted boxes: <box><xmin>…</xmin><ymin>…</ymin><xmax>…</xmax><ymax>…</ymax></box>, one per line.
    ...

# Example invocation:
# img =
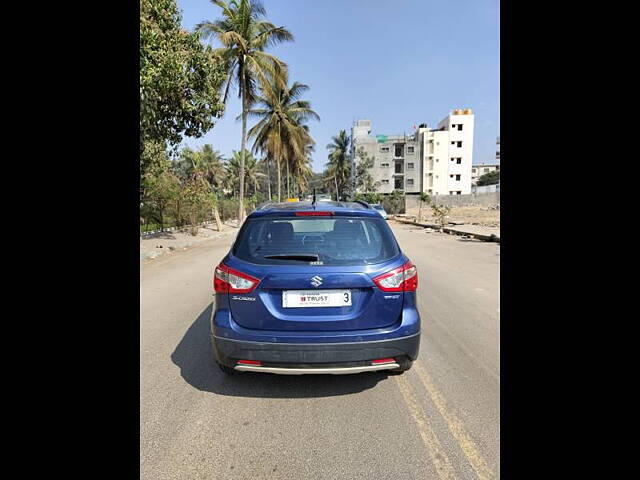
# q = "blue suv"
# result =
<box><xmin>211</xmin><ymin>201</ymin><xmax>421</xmax><ymax>375</ymax></box>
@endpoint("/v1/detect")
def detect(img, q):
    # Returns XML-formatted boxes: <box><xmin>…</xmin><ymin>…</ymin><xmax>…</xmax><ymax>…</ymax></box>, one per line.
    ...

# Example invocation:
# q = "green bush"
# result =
<box><xmin>381</xmin><ymin>190</ymin><xmax>405</xmax><ymax>214</ymax></box>
<box><xmin>354</xmin><ymin>192</ymin><xmax>382</xmax><ymax>204</ymax></box>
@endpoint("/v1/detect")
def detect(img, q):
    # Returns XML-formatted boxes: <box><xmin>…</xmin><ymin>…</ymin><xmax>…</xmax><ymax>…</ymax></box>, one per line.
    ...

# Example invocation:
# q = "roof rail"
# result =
<box><xmin>258</xmin><ymin>202</ymin><xmax>274</xmax><ymax>210</ymax></box>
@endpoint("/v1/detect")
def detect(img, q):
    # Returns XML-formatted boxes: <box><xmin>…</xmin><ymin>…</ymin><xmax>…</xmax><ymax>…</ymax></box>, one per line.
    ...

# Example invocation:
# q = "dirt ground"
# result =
<box><xmin>140</xmin><ymin>222</ymin><xmax>238</xmax><ymax>261</ymax></box>
<box><xmin>405</xmin><ymin>204</ymin><xmax>500</xmax><ymax>228</ymax></box>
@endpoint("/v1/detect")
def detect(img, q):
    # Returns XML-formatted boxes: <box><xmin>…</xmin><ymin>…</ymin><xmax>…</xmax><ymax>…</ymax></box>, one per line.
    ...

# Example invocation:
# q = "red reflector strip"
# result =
<box><xmin>371</xmin><ymin>358</ymin><xmax>395</xmax><ymax>365</ymax></box>
<box><xmin>237</xmin><ymin>360</ymin><xmax>261</xmax><ymax>366</ymax></box>
<box><xmin>295</xmin><ymin>211</ymin><xmax>333</xmax><ymax>216</ymax></box>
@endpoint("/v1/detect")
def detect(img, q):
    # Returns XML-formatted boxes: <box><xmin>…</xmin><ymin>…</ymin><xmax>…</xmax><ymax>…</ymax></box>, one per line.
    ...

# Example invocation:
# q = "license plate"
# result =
<box><xmin>282</xmin><ymin>289</ymin><xmax>352</xmax><ymax>308</ymax></box>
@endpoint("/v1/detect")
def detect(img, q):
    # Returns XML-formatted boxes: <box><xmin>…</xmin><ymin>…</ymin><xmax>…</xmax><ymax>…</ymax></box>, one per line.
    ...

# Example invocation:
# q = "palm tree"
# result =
<box><xmin>174</xmin><ymin>147</ymin><xmax>198</xmax><ymax>181</ymax></box>
<box><xmin>197</xmin><ymin>0</ymin><xmax>293</xmax><ymax>223</ymax></box>
<box><xmin>245</xmin><ymin>77</ymin><xmax>319</xmax><ymax>201</ymax></box>
<box><xmin>197</xmin><ymin>145</ymin><xmax>227</xmax><ymax>189</ymax></box>
<box><xmin>291</xmin><ymin>133</ymin><xmax>315</xmax><ymax>197</ymax></box>
<box><xmin>325</xmin><ymin>130</ymin><xmax>351</xmax><ymax>201</ymax></box>
<box><xmin>225</xmin><ymin>150</ymin><xmax>266</xmax><ymax>197</ymax></box>
<box><xmin>175</xmin><ymin>145</ymin><xmax>226</xmax><ymax>189</ymax></box>
<box><xmin>258</xmin><ymin>157</ymin><xmax>271</xmax><ymax>201</ymax></box>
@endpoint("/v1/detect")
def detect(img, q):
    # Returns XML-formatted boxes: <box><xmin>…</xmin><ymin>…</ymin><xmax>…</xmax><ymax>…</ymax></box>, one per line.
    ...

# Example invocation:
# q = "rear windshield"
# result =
<box><xmin>372</xmin><ymin>205</ymin><xmax>384</xmax><ymax>210</ymax></box>
<box><xmin>233</xmin><ymin>216</ymin><xmax>400</xmax><ymax>266</ymax></box>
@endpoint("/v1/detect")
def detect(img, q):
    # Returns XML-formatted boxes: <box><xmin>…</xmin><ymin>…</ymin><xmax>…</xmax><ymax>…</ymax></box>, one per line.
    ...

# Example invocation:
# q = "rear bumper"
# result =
<box><xmin>212</xmin><ymin>332</ymin><xmax>420</xmax><ymax>369</ymax></box>
<box><xmin>235</xmin><ymin>363</ymin><xmax>400</xmax><ymax>375</ymax></box>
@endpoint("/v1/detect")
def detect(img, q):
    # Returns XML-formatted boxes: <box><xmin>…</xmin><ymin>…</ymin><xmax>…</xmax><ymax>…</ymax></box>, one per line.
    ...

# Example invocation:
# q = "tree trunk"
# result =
<box><xmin>266</xmin><ymin>156</ymin><xmax>272</xmax><ymax>200</ymax></box>
<box><xmin>335</xmin><ymin>177</ymin><xmax>339</xmax><ymax>201</ymax></box>
<box><xmin>238</xmin><ymin>66</ymin><xmax>247</xmax><ymax>225</ymax></box>
<box><xmin>418</xmin><ymin>202</ymin><xmax>422</xmax><ymax>222</ymax></box>
<box><xmin>213</xmin><ymin>205</ymin><xmax>222</xmax><ymax>232</ymax></box>
<box><xmin>286</xmin><ymin>159</ymin><xmax>290</xmax><ymax>199</ymax></box>
<box><xmin>277</xmin><ymin>158</ymin><xmax>282</xmax><ymax>202</ymax></box>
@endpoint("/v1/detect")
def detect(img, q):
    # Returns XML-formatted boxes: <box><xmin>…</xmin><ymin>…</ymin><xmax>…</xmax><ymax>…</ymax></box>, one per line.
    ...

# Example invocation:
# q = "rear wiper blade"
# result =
<box><xmin>263</xmin><ymin>254</ymin><xmax>320</xmax><ymax>261</ymax></box>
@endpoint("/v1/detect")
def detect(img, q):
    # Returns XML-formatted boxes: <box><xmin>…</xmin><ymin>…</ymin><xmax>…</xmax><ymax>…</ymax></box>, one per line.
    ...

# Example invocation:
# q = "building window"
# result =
<box><xmin>407</xmin><ymin>179</ymin><xmax>414</xmax><ymax>186</ymax></box>
<box><xmin>484</xmin><ymin>168</ymin><xmax>490</xmax><ymax>173</ymax></box>
<box><xmin>472</xmin><ymin>168</ymin><xmax>476</xmax><ymax>173</ymax></box>
<box><xmin>456</xmin><ymin>141</ymin><xmax>462</xmax><ymax>147</ymax></box>
<box><xmin>455</xmin><ymin>174</ymin><xmax>461</xmax><ymax>181</ymax></box>
<box><xmin>449</xmin><ymin>174</ymin><xmax>454</xmax><ymax>178</ymax></box>
<box><xmin>394</xmin><ymin>144</ymin><xmax>404</xmax><ymax>157</ymax></box>
<box><xmin>457</xmin><ymin>124</ymin><xmax>463</xmax><ymax>131</ymax></box>
<box><xmin>451</xmin><ymin>141</ymin><xmax>455</xmax><ymax>145</ymax></box>
<box><xmin>381</xmin><ymin>179</ymin><xmax>389</xmax><ymax>184</ymax></box>
<box><xmin>381</xmin><ymin>162</ymin><xmax>389</xmax><ymax>167</ymax></box>
<box><xmin>380</xmin><ymin>146</ymin><xmax>390</xmax><ymax>152</ymax></box>
<box><xmin>456</xmin><ymin>157</ymin><xmax>462</xmax><ymax>164</ymax></box>
<box><xmin>407</xmin><ymin>146</ymin><xmax>415</xmax><ymax>154</ymax></box>
<box><xmin>407</xmin><ymin>162</ymin><xmax>414</xmax><ymax>170</ymax></box>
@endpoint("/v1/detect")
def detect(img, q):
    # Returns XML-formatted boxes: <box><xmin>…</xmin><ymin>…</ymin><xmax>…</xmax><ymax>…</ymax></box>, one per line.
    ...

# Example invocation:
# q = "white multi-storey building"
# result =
<box><xmin>351</xmin><ymin>109</ymin><xmax>475</xmax><ymax>196</ymax></box>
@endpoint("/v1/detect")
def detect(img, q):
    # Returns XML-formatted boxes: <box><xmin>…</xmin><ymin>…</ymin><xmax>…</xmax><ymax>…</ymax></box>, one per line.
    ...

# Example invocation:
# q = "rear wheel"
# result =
<box><xmin>217</xmin><ymin>362</ymin><xmax>237</xmax><ymax>375</ymax></box>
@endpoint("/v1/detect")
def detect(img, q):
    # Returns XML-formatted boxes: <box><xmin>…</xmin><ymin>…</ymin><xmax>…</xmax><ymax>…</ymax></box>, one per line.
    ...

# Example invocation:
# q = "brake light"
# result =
<box><xmin>214</xmin><ymin>264</ymin><xmax>260</xmax><ymax>294</ymax></box>
<box><xmin>295</xmin><ymin>211</ymin><xmax>333</xmax><ymax>216</ymax></box>
<box><xmin>372</xmin><ymin>261</ymin><xmax>418</xmax><ymax>292</ymax></box>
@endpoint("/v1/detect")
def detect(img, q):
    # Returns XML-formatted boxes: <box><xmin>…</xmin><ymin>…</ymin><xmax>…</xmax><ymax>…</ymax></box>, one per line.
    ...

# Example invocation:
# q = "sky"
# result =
<box><xmin>176</xmin><ymin>0</ymin><xmax>500</xmax><ymax>172</ymax></box>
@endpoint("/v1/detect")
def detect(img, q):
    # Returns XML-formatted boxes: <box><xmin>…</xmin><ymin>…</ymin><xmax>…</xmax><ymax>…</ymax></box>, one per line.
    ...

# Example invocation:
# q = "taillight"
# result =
<box><xmin>372</xmin><ymin>261</ymin><xmax>418</xmax><ymax>292</ymax></box>
<box><xmin>214</xmin><ymin>264</ymin><xmax>260</xmax><ymax>294</ymax></box>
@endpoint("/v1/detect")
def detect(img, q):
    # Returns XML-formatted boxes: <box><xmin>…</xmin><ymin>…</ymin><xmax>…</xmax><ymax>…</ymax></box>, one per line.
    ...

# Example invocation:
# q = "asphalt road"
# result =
<box><xmin>140</xmin><ymin>221</ymin><xmax>500</xmax><ymax>479</ymax></box>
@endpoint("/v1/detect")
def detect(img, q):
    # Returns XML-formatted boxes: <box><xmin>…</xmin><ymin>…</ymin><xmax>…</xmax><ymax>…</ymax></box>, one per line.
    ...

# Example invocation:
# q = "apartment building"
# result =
<box><xmin>351</xmin><ymin>109</ymin><xmax>475</xmax><ymax>196</ymax></box>
<box><xmin>471</xmin><ymin>163</ymin><xmax>500</xmax><ymax>185</ymax></box>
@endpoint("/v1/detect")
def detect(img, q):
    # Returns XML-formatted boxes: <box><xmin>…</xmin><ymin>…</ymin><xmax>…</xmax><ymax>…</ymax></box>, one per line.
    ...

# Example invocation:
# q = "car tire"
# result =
<box><xmin>217</xmin><ymin>363</ymin><xmax>237</xmax><ymax>375</ymax></box>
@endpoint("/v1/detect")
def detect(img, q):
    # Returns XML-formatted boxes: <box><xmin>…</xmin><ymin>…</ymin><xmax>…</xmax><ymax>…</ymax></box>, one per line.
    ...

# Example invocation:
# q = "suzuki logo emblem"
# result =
<box><xmin>310</xmin><ymin>276</ymin><xmax>323</xmax><ymax>287</ymax></box>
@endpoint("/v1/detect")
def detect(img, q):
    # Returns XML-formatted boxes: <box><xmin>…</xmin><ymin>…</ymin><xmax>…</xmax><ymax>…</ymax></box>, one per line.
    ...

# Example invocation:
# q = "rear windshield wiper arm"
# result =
<box><xmin>263</xmin><ymin>254</ymin><xmax>320</xmax><ymax>261</ymax></box>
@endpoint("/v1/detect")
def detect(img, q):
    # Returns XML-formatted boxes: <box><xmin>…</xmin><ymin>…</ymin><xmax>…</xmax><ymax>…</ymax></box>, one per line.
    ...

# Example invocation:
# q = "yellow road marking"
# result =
<box><xmin>414</xmin><ymin>362</ymin><xmax>496</xmax><ymax>480</ymax></box>
<box><xmin>394</xmin><ymin>375</ymin><xmax>458</xmax><ymax>480</ymax></box>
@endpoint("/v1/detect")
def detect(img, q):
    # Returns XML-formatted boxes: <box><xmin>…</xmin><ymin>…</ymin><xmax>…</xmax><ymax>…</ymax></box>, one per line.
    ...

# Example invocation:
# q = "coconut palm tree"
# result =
<box><xmin>290</xmin><ymin>131</ymin><xmax>315</xmax><ymax>197</ymax></box>
<box><xmin>245</xmin><ymin>78</ymin><xmax>319</xmax><ymax>201</ymax></box>
<box><xmin>197</xmin><ymin>145</ymin><xmax>227</xmax><ymax>189</ymax></box>
<box><xmin>325</xmin><ymin>130</ymin><xmax>351</xmax><ymax>200</ymax></box>
<box><xmin>225</xmin><ymin>150</ymin><xmax>266</xmax><ymax>197</ymax></box>
<box><xmin>197</xmin><ymin>0</ymin><xmax>293</xmax><ymax>223</ymax></box>
<box><xmin>175</xmin><ymin>145</ymin><xmax>226</xmax><ymax>189</ymax></box>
